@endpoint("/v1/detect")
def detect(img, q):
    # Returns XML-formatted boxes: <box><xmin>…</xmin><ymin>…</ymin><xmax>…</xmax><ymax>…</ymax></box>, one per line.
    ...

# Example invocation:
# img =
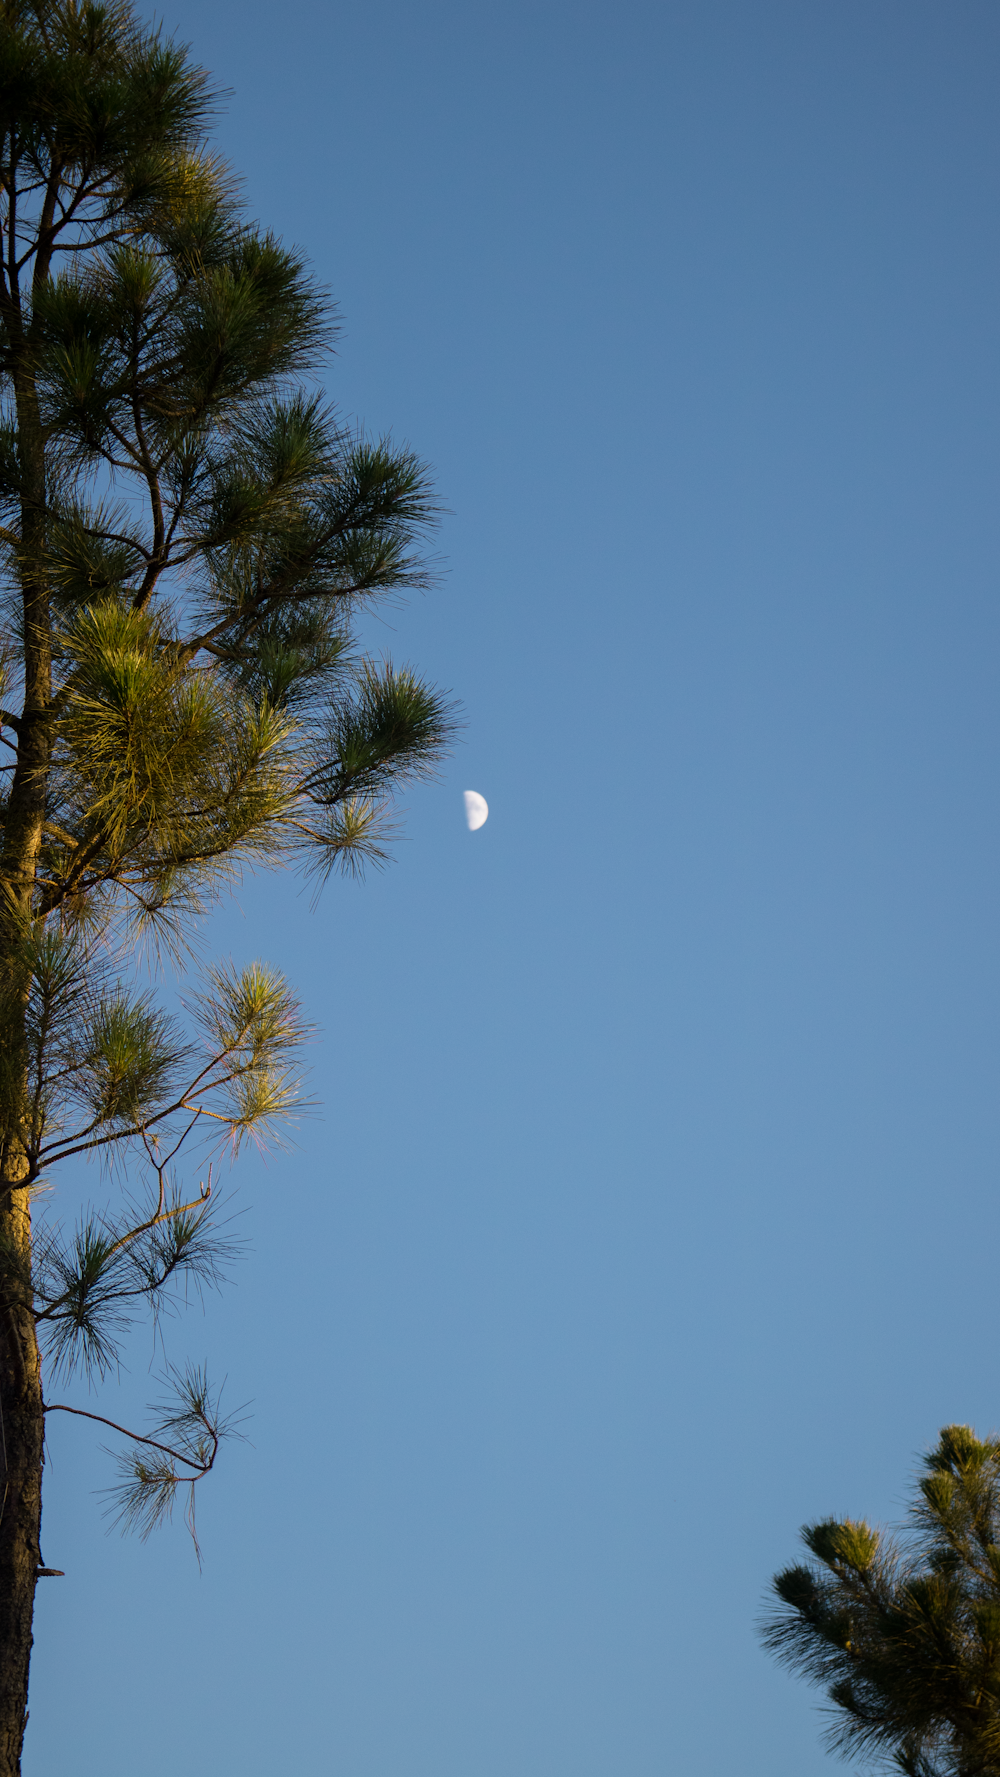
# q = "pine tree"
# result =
<box><xmin>0</xmin><ymin>3</ymin><xmax>455</xmax><ymax>1765</ymax></box>
<box><xmin>762</xmin><ymin>1425</ymin><xmax>1000</xmax><ymax>1776</ymax></box>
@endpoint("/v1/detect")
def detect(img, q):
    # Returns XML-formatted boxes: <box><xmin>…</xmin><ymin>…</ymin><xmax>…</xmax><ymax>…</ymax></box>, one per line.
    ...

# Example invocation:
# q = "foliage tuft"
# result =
<box><xmin>762</xmin><ymin>1428</ymin><xmax>1000</xmax><ymax>1776</ymax></box>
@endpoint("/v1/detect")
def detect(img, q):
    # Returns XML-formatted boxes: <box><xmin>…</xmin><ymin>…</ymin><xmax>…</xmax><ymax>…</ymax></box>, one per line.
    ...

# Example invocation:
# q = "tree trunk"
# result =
<box><xmin>0</xmin><ymin>360</ymin><xmax>54</xmax><ymax>1775</ymax></box>
<box><xmin>0</xmin><ymin>1200</ymin><xmax>42</xmax><ymax>1776</ymax></box>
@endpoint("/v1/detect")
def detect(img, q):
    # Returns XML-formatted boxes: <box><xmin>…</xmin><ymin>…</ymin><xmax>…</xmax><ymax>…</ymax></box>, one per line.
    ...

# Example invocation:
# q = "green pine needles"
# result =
<box><xmin>762</xmin><ymin>1426</ymin><xmax>1000</xmax><ymax>1777</ymax></box>
<box><xmin>0</xmin><ymin>0</ymin><xmax>456</xmax><ymax>1666</ymax></box>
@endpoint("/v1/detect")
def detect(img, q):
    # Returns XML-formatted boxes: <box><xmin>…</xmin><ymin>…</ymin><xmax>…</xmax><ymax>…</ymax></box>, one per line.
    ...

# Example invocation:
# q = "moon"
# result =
<box><xmin>463</xmin><ymin>790</ymin><xmax>488</xmax><ymax>831</ymax></box>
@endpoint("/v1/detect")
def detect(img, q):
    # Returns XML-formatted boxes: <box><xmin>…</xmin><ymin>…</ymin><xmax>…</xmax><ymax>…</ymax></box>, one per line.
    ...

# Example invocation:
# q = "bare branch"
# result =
<box><xmin>43</xmin><ymin>1402</ymin><xmax>215</xmax><ymax>1474</ymax></box>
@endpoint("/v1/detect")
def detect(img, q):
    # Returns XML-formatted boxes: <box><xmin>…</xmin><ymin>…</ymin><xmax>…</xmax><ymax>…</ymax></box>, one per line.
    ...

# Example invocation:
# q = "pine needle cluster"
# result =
<box><xmin>762</xmin><ymin>1426</ymin><xmax>1000</xmax><ymax>1776</ymax></box>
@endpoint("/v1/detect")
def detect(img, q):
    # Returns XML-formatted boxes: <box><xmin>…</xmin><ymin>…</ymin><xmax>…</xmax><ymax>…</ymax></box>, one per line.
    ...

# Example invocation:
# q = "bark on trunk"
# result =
<box><xmin>0</xmin><ymin>358</ymin><xmax>54</xmax><ymax>1775</ymax></box>
<box><xmin>0</xmin><ymin>1202</ymin><xmax>42</xmax><ymax>1777</ymax></box>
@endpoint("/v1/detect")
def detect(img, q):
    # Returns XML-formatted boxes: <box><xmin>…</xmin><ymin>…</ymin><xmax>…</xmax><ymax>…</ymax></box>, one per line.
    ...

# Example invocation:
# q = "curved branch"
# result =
<box><xmin>43</xmin><ymin>1403</ymin><xmax>215</xmax><ymax>1474</ymax></box>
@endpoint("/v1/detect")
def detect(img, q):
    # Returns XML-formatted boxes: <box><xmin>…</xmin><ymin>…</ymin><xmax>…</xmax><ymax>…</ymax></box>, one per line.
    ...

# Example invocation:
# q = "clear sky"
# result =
<box><xmin>26</xmin><ymin>3</ymin><xmax>1000</xmax><ymax>1773</ymax></box>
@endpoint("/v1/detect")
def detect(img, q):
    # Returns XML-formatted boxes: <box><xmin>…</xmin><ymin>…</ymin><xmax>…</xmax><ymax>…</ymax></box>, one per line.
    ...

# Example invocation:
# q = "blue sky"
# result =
<box><xmin>27</xmin><ymin>3</ymin><xmax>1000</xmax><ymax>1773</ymax></box>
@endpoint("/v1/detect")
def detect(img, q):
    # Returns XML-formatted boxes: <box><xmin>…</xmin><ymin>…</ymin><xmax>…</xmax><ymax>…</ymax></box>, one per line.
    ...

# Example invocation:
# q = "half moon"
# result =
<box><xmin>463</xmin><ymin>790</ymin><xmax>489</xmax><ymax>831</ymax></box>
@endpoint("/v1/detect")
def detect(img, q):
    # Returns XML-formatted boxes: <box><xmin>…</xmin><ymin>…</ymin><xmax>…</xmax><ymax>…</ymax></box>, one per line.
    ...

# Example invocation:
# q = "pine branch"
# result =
<box><xmin>44</xmin><ymin>1402</ymin><xmax>213</xmax><ymax>1474</ymax></box>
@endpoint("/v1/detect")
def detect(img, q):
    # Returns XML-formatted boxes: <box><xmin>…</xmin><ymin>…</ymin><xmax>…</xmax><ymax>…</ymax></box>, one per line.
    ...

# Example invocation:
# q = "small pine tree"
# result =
<box><xmin>0</xmin><ymin>2</ymin><xmax>456</xmax><ymax>1766</ymax></box>
<box><xmin>762</xmin><ymin>1425</ymin><xmax>1000</xmax><ymax>1776</ymax></box>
